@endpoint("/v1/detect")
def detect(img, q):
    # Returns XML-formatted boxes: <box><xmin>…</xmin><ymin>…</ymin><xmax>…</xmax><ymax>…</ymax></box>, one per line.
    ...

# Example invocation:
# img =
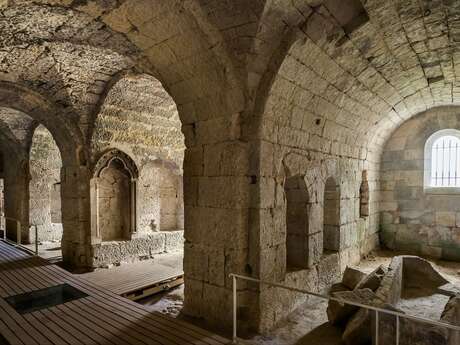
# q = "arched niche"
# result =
<box><xmin>360</xmin><ymin>170</ymin><xmax>369</xmax><ymax>218</ymax></box>
<box><xmin>323</xmin><ymin>177</ymin><xmax>340</xmax><ymax>253</ymax></box>
<box><xmin>285</xmin><ymin>174</ymin><xmax>310</xmax><ymax>270</ymax></box>
<box><xmin>91</xmin><ymin>149</ymin><xmax>138</xmax><ymax>242</ymax></box>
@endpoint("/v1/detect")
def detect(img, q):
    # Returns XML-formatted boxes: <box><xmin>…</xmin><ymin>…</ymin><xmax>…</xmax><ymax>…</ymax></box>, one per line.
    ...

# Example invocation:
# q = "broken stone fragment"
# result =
<box><xmin>355</xmin><ymin>265</ymin><xmax>386</xmax><ymax>291</ymax></box>
<box><xmin>342</xmin><ymin>266</ymin><xmax>367</xmax><ymax>290</ymax></box>
<box><xmin>329</xmin><ymin>282</ymin><xmax>350</xmax><ymax>294</ymax></box>
<box><xmin>441</xmin><ymin>296</ymin><xmax>460</xmax><ymax>345</ymax></box>
<box><xmin>402</xmin><ymin>256</ymin><xmax>449</xmax><ymax>291</ymax></box>
<box><xmin>342</xmin><ymin>308</ymin><xmax>371</xmax><ymax>345</ymax></box>
<box><xmin>437</xmin><ymin>283</ymin><xmax>460</xmax><ymax>297</ymax></box>
<box><xmin>327</xmin><ymin>288</ymin><xmax>376</xmax><ymax>325</ymax></box>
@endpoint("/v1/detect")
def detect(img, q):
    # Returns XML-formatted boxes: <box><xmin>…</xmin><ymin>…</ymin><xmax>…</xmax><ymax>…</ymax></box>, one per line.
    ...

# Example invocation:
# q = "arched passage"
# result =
<box><xmin>89</xmin><ymin>74</ymin><xmax>185</xmax><ymax>267</ymax></box>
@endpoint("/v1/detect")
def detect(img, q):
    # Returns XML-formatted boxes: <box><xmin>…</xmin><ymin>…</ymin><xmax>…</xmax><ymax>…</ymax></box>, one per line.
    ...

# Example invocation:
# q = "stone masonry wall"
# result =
<box><xmin>29</xmin><ymin>125</ymin><xmax>62</xmax><ymax>243</ymax></box>
<box><xmin>380</xmin><ymin>106</ymin><xmax>460</xmax><ymax>261</ymax></box>
<box><xmin>92</xmin><ymin>230</ymin><xmax>184</xmax><ymax>268</ymax></box>
<box><xmin>251</xmin><ymin>27</ymin><xmax>383</xmax><ymax>331</ymax></box>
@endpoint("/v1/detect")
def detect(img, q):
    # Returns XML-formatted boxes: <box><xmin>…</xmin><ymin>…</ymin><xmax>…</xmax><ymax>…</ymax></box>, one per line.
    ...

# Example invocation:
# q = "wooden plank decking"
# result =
<box><xmin>79</xmin><ymin>253</ymin><xmax>184</xmax><ymax>299</ymax></box>
<box><xmin>0</xmin><ymin>241</ymin><xmax>230</xmax><ymax>345</ymax></box>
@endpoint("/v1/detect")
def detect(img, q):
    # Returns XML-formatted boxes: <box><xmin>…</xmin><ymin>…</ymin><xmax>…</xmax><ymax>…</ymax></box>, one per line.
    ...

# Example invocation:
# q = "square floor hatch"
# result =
<box><xmin>5</xmin><ymin>283</ymin><xmax>88</xmax><ymax>314</ymax></box>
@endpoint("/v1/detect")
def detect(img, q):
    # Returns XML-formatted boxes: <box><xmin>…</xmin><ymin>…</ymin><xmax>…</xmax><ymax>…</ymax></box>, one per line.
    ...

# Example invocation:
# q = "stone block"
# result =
<box><xmin>164</xmin><ymin>231</ymin><xmax>184</xmax><ymax>252</ymax></box>
<box><xmin>342</xmin><ymin>266</ymin><xmax>367</xmax><ymax>290</ymax></box>
<box><xmin>355</xmin><ymin>265</ymin><xmax>386</xmax><ymax>292</ymax></box>
<box><xmin>436</xmin><ymin>212</ymin><xmax>456</xmax><ymax>227</ymax></box>
<box><xmin>428</xmin><ymin>226</ymin><xmax>452</xmax><ymax>246</ymax></box>
<box><xmin>327</xmin><ymin>288</ymin><xmax>375</xmax><ymax>326</ymax></box>
<box><xmin>317</xmin><ymin>253</ymin><xmax>340</xmax><ymax>292</ymax></box>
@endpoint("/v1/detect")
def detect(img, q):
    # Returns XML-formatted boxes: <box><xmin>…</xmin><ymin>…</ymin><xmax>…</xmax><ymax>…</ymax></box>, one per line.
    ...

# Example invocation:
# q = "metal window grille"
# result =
<box><xmin>431</xmin><ymin>135</ymin><xmax>460</xmax><ymax>187</ymax></box>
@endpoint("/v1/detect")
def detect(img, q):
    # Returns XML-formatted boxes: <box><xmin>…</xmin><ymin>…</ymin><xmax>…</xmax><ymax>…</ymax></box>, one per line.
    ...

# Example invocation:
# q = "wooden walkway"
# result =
<box><xmin>79</xmin><ymin>254</ymin><xmax>184</xmax><ymax>300</ymax></box>
<box><xmin>0</xmin><ymin>241</ymin><xmax>230</xmax><ymax>345</ymax></box>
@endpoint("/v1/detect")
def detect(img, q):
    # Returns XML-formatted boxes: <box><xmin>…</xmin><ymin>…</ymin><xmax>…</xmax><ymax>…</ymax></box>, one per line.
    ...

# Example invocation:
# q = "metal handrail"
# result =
<box><xmin>1</xmin><ymin>217</ymin><xmax>39</xmax><ymax>255</ymax></box>
<box><xmin>229</xmin><ymin>273</ymin><xmax>460</xmax><ymax>344</ymax></box>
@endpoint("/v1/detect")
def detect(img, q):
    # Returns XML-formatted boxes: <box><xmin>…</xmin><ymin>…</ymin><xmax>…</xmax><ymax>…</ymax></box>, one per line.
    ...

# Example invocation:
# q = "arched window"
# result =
<box><xmin>425</xmin><ymin>129</ymin><xmax>460</xmax><ymax>189</ymax></box>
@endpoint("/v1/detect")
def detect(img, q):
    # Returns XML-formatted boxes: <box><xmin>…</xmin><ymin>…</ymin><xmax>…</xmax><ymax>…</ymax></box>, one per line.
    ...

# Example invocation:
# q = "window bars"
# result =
<box><xmin>431</xmin><ymin>135</ymin><xmax>460</xmax><ymax>187</ymax></box>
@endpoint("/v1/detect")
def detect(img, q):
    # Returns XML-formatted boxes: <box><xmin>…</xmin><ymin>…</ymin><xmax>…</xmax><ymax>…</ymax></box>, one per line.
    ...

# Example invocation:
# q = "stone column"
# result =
<box><xmin>182</xmin><ymin>138</ymin><xmax>251</xmax><ymax>330</ymax></box>
<box><xmin>89</xmin><ymin>177</ymin><xmax>102</xmax><ymax>243</ymax></box>
<box><xmin>129</xmin><ymin>178</ymin><xmax>137</xmax><ymax>238</ymax></box>
<box><xmin>60</xmin><ymin>164</ymin><xmax>91</xmax><ymax>268</ymax></box>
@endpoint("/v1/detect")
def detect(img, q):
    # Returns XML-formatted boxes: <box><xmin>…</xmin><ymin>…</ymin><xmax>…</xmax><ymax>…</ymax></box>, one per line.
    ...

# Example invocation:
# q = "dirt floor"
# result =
<box><xmin>138</xmin><ymin>249</ymin><xmax>460</xmax><ymax>345</ymax></box>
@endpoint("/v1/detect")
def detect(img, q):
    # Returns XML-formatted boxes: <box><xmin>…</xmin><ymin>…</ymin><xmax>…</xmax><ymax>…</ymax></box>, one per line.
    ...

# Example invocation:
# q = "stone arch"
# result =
<box><xmin>323</xmin><ymin>176</ymin><xmax>341</xmax><ymax>253</ymax></box>
<box><xmin>0</xmin><ymin>82</ymin><xmax>90</xmax><ymax>266</ymax></box>
<box><xmin>0</xmin><ymin>81</ymin><xmax>85</xmax><ymax>166</ymax></box>
<box><xmin>93</xmin><ymin>149</ymin><xmax>139</xmax><ymax>180</ymax></box>
<box><xmin>91</xmin><ymin>149</ymin><xmax>138</xmax><ymax>243</ymax></box>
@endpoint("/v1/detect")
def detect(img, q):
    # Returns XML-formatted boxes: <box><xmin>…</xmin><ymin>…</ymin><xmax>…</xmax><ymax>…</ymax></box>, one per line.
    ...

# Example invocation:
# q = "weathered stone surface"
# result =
<box><xmin>342</xmin><ymin>308</ymin><xmax>372</xmax><ymax>345</ymax></box>
<box><xmin>342</xmin><ymin>266</ymin><xmax>367</xmax><ymax>290</ymax></box>
<box><xmin>332</xmin><ymin>256</ymin><xmax>460</xmax><ymax>345</ymax></box>
<box><xmin>92</xmin><ymin>231</ymin><xmax>184</xmax><ymax>267</ymax></box>
<box><xmin>356</xmin><ymin>265</ymin><xmax>386</xmax><ymax>291</ymax></box>
<box><xmin>327</xmin><ymin>288</ymin><xmax>376</xmax><ymax>326</ymax></box>
<box><xmin>403</xmin><ymin>256</ymin><xmax>448</xmax><ymax>291</ymax></box>
<box><xmin>441</xmin><ymin>296</ymin><xmax>460</xmax><ymax>345</ymax></box>
<box><xmin>329</xmin><ymin>282</ymin><xmax>350</xmax><ymax>295</ymax></box>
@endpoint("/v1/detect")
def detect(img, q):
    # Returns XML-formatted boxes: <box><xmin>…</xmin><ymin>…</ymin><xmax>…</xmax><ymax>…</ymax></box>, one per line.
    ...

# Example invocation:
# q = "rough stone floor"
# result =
<box><xmin>139</xmin><ymin>250</ymin><xmax>460</xmax><ymax>345</ymax></box>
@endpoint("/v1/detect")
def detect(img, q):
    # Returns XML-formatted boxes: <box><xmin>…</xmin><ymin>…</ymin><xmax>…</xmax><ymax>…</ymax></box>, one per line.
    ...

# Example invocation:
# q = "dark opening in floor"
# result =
<box><xmin>5</xmin><ymin>283</ymin><xmax>88</xmax><ymax>314</ymax></box>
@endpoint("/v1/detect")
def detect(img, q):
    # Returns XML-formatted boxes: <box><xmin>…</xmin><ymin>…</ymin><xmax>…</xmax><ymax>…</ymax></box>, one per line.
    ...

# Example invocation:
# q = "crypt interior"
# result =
<box><xmin>1</xmin><ymin>1</ymin><xmax>460</xmax><ymax>345</ymax></box>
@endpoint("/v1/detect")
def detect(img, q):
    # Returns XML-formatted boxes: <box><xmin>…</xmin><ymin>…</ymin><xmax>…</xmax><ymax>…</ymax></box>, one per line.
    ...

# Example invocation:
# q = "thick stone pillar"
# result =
<box><xmin>182</xmin><ymin>138</ymin><xmax>251</xmax><ymax>329</ymax></box>
<box><xmin>60</xmin><ymin>165</ymin><xmax>91</xmax><ymax>268</ymax></box>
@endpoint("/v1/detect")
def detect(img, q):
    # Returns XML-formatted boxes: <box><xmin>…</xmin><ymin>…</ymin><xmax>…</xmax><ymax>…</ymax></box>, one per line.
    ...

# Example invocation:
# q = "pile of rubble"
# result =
<box><xmin>327</xmin><ymin>256</ymin><xmax>460</xmax><ymax>345</ymax></box>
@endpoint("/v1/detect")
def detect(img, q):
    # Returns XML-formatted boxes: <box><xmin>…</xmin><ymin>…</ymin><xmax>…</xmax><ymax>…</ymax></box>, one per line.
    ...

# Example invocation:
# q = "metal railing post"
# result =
<box><xmin>375</xmin><ymin>310</ymin><xmax>379</xmax><ymax>345</ymax></box>
<box><xmin>35</xmin><ymin>225</ymin><xmax>38</xmax><ymax>256</ymax></box>
<box><xmin>232</xmin><ymin>274</ymin><xmax>237</xmax><ymax>344</ymax></box>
